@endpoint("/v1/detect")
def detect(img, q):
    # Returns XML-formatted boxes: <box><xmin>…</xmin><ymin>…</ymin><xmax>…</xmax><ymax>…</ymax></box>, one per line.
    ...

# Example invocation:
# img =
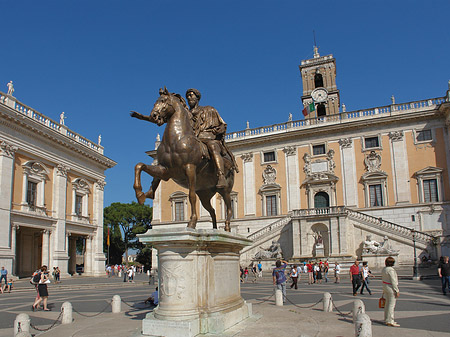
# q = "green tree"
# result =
<box><xmin>103</xmin><ymin>202</ymin><xmax>152</xmax><ymax>264</ymax></box>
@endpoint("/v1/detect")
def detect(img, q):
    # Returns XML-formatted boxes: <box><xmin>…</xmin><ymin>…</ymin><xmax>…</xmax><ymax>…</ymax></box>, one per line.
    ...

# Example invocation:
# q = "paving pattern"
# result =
<box><xmin>0</xmin><ymin>273</ymin><xmax>448</xmax><ymax>336</ymax></box>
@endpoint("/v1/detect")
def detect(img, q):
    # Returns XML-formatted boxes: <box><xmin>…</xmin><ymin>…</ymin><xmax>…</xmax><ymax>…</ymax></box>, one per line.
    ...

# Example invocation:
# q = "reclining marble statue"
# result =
<box><xmin>254</xmin><ymin>241</ymin><xmax>283</xmax><ymax>259</ymax></box>
<box><xmin>130</xmin><ymin>87</ymin><xmax>238</xmax><ymax>231</ymax></box>
<box><xmin>363</xmin><ymin>234</ymin><xmax>398</xmax><ymax>255</ymax></box>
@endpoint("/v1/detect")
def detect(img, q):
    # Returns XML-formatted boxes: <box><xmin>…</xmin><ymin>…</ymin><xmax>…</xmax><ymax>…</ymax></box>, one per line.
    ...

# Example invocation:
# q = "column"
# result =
<box><xmin>389</xmin><ymin>131</ymin><xmax>411</xmax><ymax>204</ymax></box>
<box><xmin>84</xmin><ymin>236</ymin><xmax>93</xmax><ymax>275</ymax></box>
<box><xmin>241</xmin><ymin>153</ymin><xmax>256</xmax><ymax>216</ymax></box>
<box><xmin>11</xmin><ymin>225</ymin><xmax>18</xmax><ymax>275</ymax></box>
<box><xmin>339</xmin><ymin>138</ymin><xmax>358</xmax><ymax>207</ymax></box>
<box><xmin>92</xmin><ymin>179</ymin><xmax>106</xmax><ymax>276</ymax></box>
<box><xmin>283</xmin><ymin>146</ymin><xmax>300</xmax><ymax>211</ymax></box>
<box><xmin>329</xmin><ymin>217</ymin><xmax>340</xmax><ymax>256</ymax></box>
<box><xmin>0</xmin><ymin>141</ymin><xmax>17</xmax><ymax>248</ymax></box>
<box><xmin>291</xmin><ymin>219</ymin><xmax>301</xmax><ymax>258</ymax></box>
<box><xmin>52</xmin><ymin>165</ymin><xmax>69</xmax><ymax>273</ymax></box>
<box><xmin>41</xmin><ymin>230</ymin><xmax>50</xmax><ymax>266</ymax></box>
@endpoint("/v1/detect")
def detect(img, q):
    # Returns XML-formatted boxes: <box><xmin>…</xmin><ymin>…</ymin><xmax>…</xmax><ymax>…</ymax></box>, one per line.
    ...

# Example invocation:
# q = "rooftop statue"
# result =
<box><xmin>7</xmin><ymin>81</ymin><xmax>14</xmax><ymax>96</ymax></box>
<box><xmin>130</xmin><ymin>87</ymin><xmax>238</xmax><ymax>231</ymax></box>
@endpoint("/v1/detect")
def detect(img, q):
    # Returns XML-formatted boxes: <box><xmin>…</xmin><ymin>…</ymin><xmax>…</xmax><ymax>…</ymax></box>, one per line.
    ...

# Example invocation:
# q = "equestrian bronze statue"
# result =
<box><xmin>130</xmin><ymin>87</ymin><xmax>238</xmax><ymax>232</ymax></box>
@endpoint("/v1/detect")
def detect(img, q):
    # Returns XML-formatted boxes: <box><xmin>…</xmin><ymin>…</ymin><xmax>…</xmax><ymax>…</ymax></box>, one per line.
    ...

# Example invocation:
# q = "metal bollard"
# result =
<box><xmin>275</xmin><ymin>289</ymin><xmax>283</xmax><ymax>306</ymax></box>
<box><xmin>323</xmin><ymin>292</ymin><xmax>332</xmax><ymax>312</ymax></box>
<box><xmin>14</xmin><ymin>313</ymin><xmax>30</xmax><ymax>335</ymax></box>
<box><xmin>61</xmin><ymin>302</ymin><xmax>73</xmax><ymax>324</ymax></box>
<box><xmin>353</xmin><ymin>299</ymin><xmax>365</xmax><ymax>323</ymax></box>
<box><xmin>112</xmin><ymin>295</ymin><xmax>121</xmax><ymax>313</ymax></box>
<box><xmin>355</xmin><ymin>312</ymin><xmax>372</xmax><ymax>337</ymax></box>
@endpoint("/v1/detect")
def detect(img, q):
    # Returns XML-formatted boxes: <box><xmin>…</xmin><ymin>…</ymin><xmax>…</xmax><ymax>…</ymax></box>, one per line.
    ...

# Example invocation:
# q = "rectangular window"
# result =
<box><xmin>365</xmin><ymin>136</ymin><xmax>379</xmax><ymax>149</ymax></box>
<box><xmin>312</xmin><ymin>144</ymin><xmax>326</xmax><ymax>156</ymax></box>
<box><xmin>266</xmin><ymin>195</ymin><xmax>278</xmax><ymax>216</ymax></box>
<box><xmin>423</xmin><ymin>179</ymin><xmax>438</xmax><ymax>202</ymax></box>
<box><xmin>174</xmin><ymin>201</ymin><xmax>184</xmax><ymax>221</ymax></box>
<box><xmin>26</xmin><ymin>181</ymin><xmax>38</xmax><ymax>206</ymax></box>
<box><xmin>416</xmin><ymin>129</ymin><xmax>432</xmax><ymax>142</ymax></box>
<box><xmin>75</xmin><ymin>195</ymin><xmax>83</xmax><ymax>216</ymax></box>
<box><xmin>369</xmin><ymin>184</ymin><xmax>383</xmax><ymax>207</ymax></box>
<box><xmin>263</xmin><ymin>151</ymin><xmax>276</xmax><ymax>163</ymax></box>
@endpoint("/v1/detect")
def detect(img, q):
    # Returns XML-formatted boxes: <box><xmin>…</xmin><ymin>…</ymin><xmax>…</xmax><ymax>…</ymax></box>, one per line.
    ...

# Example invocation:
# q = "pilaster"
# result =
<box><xmin>241</xmin><ymin>153</ymin><xmax>256</xmax><ymax>216</ymax></box>
<box><xmin>339</xmin><ymin>138</ymin><xmax>358</xmax><ymax>207</ymax></box>
<box><xmin>389</xmin><ymin>131</ymin><xmax>411</xmax><ymax>203</ymax></box>
<box><xmin>52</xmin><ymin>165</ymin><xmax>69</xmax><ymax>260</ymax></box>
<box><xmin>283</xmin><ymin>146</ymin><xmax>300</xmax><ymax>211</ymax></box>
<box><xmin>92</xmin><ymin>179</ymin><xmax>106</xmax><ymax>275</ymax></box>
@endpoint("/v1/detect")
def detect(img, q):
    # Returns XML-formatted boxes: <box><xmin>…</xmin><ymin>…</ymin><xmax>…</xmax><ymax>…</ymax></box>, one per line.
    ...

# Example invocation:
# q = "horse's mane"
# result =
<box><xmin>172</xmin><ymin>93</ymin><xmax>188</xmax><ymax>110</ymax></box>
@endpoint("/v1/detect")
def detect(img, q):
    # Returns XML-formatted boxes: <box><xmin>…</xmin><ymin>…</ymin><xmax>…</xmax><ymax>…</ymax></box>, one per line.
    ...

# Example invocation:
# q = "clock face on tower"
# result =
<box><xmin>311</xmin><ymin>88</ymin><xmax>328</xmax><ymax>103</ymax></box>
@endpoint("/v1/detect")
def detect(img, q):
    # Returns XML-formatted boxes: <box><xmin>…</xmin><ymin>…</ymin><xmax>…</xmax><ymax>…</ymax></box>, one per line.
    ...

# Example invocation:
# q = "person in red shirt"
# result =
<box><xmin>349</xmin><ymin>260</ymin><xmax>362</xmax><ymax>296</ymax></box>
<box><xmin>307</xmin><ymin>262</ymin><xmax>314</xmax><ymax>285</ymax></box>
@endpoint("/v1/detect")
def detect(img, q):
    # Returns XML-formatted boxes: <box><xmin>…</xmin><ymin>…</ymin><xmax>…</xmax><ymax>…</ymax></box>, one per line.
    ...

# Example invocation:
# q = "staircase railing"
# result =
<box><xmin>247</xmin><ymin>215</ymin><xmax>292</xmax><ymax>242</ymax></box>
<box><xmin>346</xmin><ymin>209</ymin><xmax>435</xmax><ymax>245</ymax></box>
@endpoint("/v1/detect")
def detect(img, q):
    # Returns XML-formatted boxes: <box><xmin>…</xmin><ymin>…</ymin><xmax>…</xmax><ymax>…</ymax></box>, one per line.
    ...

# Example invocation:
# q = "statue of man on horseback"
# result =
<box><xmin>130</xmin><ymin>87</ymin><xmax>237</xmax><ymax>232</ymax></box>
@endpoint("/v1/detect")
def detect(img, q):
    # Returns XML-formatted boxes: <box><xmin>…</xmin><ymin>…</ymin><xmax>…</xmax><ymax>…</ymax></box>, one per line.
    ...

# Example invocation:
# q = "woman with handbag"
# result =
<box><xmin>32</xmin><ymin>265</ymin><xmax>51</xmax><ymax>311</ymax></box>
<box><xmin>381</xmin><ymin>257</ymin><xmax>400</xmax><ymax>327</ymax></box>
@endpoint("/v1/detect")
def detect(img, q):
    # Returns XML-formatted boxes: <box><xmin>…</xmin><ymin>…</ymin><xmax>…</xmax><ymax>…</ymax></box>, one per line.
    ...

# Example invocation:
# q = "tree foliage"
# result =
<box><xmin>103</xmin><ymin>202</ymin><xmax>152</xmax><ymax>264</ymax></box>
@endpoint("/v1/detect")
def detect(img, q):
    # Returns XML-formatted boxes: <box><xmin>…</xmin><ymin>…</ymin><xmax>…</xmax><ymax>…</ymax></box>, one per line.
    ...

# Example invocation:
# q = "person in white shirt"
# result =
<box><xmin>334</xmin><ymin>262</ymin><xmax>341</xmax><ymax>283</ymax></box>
<box><xmin>360</xmin><ymin>261</ymin><xmax>372</xmax><ymax>295</ymax></box>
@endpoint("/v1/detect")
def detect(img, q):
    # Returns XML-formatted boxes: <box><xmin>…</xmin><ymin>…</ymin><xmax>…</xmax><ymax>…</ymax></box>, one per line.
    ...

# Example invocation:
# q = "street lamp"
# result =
<box><xmin>411</xmin><ymin>229</ymin><xmax>419</xmax><ymax>280</ymax></box>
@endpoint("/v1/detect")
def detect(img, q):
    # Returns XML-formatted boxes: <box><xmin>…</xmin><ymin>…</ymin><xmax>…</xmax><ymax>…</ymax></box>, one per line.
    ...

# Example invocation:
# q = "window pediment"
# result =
<box><xmin>361</xmin><ymin>171</ymin><xmax>388</xmax><ymax>182</ymax></box>
<box><xmin>169</xmin><ymin>191</ymin><xmax>187</xmax><ymax>201</ymax></box>
<box><xmin>22</xmin><ymin>161</ymin><xmax>49</xmax><ymax>179</ymax></box>
<box><xmin>72</xmin><ymin>178</ymin><xmax>91</xmax><ymax>194</ymax></box>
<box><xmin>302</xmin><ymin>172</ymin><xmax>339</xmax><ymax>186</ymax></box>
<box><xmin>259</xmin><ymin>183</ymin><xmax>281</xmax><ymax>194</ymax></box>
<box><xmin>414</xmin><ymin>166</ymin><xmax>443</xmax><ymax>178</ymax></box>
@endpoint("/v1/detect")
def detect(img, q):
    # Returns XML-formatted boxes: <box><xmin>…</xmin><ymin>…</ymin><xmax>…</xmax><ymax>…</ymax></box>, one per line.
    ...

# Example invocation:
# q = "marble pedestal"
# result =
<box><xmin>314</xmin><ymin>244</ymin><xmax>324</xmax><ymax>257</ymax></box>
<box><xmin>137</xmin><ymin>228</ymin><xmax>253</xmax><ymax>337</ymax></box>
<box><xmin>361</xmin><ymin>253</ymin><xmax>399</xmax><ymax>269</ymax></box>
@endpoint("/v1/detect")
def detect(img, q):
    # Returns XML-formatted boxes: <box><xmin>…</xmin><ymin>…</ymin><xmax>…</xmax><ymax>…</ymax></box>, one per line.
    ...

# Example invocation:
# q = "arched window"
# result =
<box><xmin>317</xmin><ymin>104</ymin><xmax>326</xmax><ymax>117</ymax></box>
<box><xmin>314</xmin><ymin>192</ymin><xmax>329</xmax><ymax>208</ymax></box>
<box><xmin>314</xmin><ymin>72</ymin><xmax>324</xmax><ymax>88</ymax></box>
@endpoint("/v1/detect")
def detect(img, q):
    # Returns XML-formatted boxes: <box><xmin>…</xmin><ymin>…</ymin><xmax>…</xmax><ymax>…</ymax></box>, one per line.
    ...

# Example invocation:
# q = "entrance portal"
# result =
<box><xmin>16</xmin><ymin>228</ymin><xmax>42</xmax><ymax>277</ymax></box>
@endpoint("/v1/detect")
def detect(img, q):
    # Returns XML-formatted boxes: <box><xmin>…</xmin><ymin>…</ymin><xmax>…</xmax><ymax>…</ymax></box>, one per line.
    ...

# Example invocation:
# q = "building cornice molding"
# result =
<box><xmin>0</xmin><ymin>104</ymin><xmax>116</xmax><ymax>169</ymax></box>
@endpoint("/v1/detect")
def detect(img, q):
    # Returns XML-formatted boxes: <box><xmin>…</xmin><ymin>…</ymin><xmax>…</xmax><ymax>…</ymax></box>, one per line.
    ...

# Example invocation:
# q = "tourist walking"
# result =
<box><xmin>438</xmin><ymin>256</ymin><xmax>450</xmax><ymax>295</ymax></box>
<box><xmin>334</xmin><ymin>262</ymin><xmax>341</xmax><ymax>283</ymax></box>
<box><xmin>32</xmin><ymin>265</ymin><xmax>50</xmax><ymax>311</ymax></box>
<box><xmin>273</xmin><ymin>259</ymin><xmax>288</xmax><ymax>301</ymax></box>
<box><xmin>55</xmin><ymin>267</ymin><xmax>61</xmax><ymax>283</ymax></box>
<box><xmin>251</xmin><ymin>265</ymin><xmax>258</xmax><ymax>283</ymax></box>
<box><xmin>316</xmin><ymin>263</ymin><xmax>323</xmax><ymax>284</ymax></box>
<box><xmin>257</xmin><ymin>262</ymin><xmax>263</xmax><ymax>277</ymax></box>
<box><xmin>307</xmin><ymin>262</ymin><xmax>314</xmax><ymax>285</ymax></box>
<box><xmin>382</xmin><ymin>256</ymin><xmax>400</xmax><ymax>327</ymax></box>
<box><xmin>244</xmin><ymin>267</ymin><xmax>249</xmax><ymax>282</ymax></box>
<box><xmin>324</xmin><ymin>260</ymin><xmax>329</xmax><ymax>282</ymax></box>
<box><xmin>290</xmin><ymin>265</ymin><xmax>298</xmax><ymax>289</ymax></box>
<box><xmin>360</xmin><ymin>261</ymin><xmax>372</xmax><ymax>295</ymax></box>
<box><xmin>0</xmin><ymin>267</ymin><xmax>7</xmax><ymax>292</ymax></box>
<box><xmin>349</xmin><ymin>260</ymin><xmax>362</xmax><ymax>296</ymax></box>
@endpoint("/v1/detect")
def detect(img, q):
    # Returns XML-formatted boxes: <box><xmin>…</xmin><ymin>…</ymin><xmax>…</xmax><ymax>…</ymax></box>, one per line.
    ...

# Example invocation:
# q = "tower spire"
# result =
<box><xmin>313</xmin><ymin>30</ymin><xmax>320</xmax><ymax>58</ymax></box>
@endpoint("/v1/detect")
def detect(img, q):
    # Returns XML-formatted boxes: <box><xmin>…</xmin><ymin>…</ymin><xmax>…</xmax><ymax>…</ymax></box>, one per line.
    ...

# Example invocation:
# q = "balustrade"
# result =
<box><xmin>0</xmin><ymin>91</ymin><xmax>103</xmax><ymax>154</ymax></box>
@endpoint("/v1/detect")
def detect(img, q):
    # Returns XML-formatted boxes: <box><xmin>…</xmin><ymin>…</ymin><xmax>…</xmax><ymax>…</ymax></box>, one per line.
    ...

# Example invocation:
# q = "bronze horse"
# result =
<box><xmin>130</xmin><ymin>88</ymin><xmax>235</xmax><ymax>231</ymax></box>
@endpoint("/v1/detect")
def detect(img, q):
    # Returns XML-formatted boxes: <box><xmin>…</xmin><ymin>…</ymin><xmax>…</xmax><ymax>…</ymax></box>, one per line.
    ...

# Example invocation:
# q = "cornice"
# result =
<box><xmin>0</xmin><ymin>108</ymin><xmax>116</xmax><ymax>169</ymax></box>
<box><xmin>226</xmin><ymin>108</ymin><xmax>443</xmax><ymax>150</ymax></box>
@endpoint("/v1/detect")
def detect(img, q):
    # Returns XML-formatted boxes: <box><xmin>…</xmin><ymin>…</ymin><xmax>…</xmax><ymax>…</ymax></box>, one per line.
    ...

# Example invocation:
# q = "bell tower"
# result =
<box><xmin>299</xmin><ymin>46</ymin><xmax>340</xmax><ymax>118</ymax></box>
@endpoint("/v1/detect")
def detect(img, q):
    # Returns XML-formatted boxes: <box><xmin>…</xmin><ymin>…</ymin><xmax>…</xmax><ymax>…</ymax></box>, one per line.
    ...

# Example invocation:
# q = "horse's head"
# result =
<box><xmin>150</xmin><ymin>87</ymin><xmax>188</xmax><ymax>126</ymax></box>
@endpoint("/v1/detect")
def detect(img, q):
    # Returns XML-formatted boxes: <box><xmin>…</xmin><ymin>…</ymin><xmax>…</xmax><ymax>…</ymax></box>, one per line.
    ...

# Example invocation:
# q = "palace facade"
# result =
<box><xmin>0</xmin><ymin>88</ymin><xmax>116</xmax><ymax>277</ymax></box>
<box><xmin>150</xmin><ymin>49</ymin><xmax>450</xmax><ymax>268</ymax></box>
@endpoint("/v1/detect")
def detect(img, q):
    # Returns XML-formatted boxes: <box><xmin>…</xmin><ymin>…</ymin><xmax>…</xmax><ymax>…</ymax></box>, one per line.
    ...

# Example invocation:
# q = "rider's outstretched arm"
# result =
<box><xmin>130</xmin><ymin>111</ymin><xmax>156</xmax><ymax>123</ymax></box>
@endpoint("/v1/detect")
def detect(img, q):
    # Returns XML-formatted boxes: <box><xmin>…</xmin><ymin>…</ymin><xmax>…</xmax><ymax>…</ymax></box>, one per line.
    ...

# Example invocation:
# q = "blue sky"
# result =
<box><xmin>2</xmin><ymin>1</ymin><xmax>449</xmax><ymax>207</ymax></box>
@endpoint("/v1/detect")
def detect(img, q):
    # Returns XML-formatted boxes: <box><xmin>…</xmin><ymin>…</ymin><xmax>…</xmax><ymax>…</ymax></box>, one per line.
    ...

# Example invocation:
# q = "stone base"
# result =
<box><xmin>361</xmin><ymin>253</ymin><xmax>399</xmax><ymax>269</ymax></box>
<box><xmin>314</xmin><ymin>245</ymin><xmax>324</xmax><ymax>257</ymax></box>
<box><xmin>140</xmin><ymin>302</ymin><xmax>252</xmax><ymax>337</ymax></box>
<box><xmin>137</xmin><ymin>228</ymin><xmax>253</xmax><ymax>337</ymax></box>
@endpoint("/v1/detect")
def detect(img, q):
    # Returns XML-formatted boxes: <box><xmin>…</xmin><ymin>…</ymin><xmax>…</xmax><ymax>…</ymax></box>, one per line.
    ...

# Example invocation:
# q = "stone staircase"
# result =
<box><xmin>240</xmin><ymin>207</ymin><xmax>437</xmax><ymax>263</ymax></box>
<box><xmin>346</xmin><ymin>209</ymin><xmax>435</xmax><ymax>249</ymax></box>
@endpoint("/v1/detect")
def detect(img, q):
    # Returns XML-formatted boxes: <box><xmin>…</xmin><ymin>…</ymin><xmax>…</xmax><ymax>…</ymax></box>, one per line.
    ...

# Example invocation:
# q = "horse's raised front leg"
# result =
<box><xmin>185</xmin><ymin>163</ymin><xmax>198</xmax><ymax>229</ymax></box>
<box><xmin>134</xmin><ymin>163</ymin><xmax>168</xmax><ymax>205</ymax></box>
